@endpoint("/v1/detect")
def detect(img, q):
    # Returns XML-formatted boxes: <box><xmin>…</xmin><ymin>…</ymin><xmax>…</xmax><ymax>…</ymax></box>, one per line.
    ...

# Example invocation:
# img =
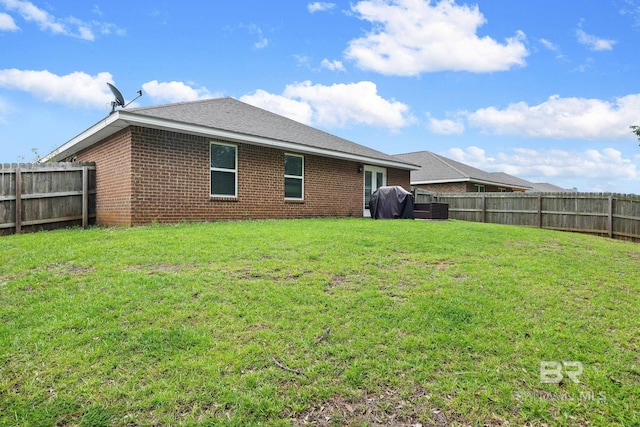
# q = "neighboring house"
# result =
<box><xmin>42</xmin><ymin>97</ymin><xmax>418</xmax><ymax>226</ymax></box>
<box><xmin>394</xmin><ymin>151</ymin><xmax>531</xmax><ymax>193</ymax></box>
<box><xmin>490</xmin><ymin>172</ymin><xmax>576</xmax><ymax>193</ymax></box>
<box><xmin>525</xmin><ymin>182</ymin><xmax>577</xmax><ymax>193</ymax></box>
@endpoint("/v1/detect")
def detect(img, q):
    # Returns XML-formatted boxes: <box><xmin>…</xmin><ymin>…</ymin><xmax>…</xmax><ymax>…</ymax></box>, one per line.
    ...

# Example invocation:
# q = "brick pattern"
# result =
<box><xmin>75</xmin><ymin>125</ymin><xmax>411</xmax><ymax>226</ymax></box>
<box><xmin>387</xmin><ymin>167</ymin><xmax>410</xmax><ymax>190</ymax></box>
<box><xmin>74</xmin><ymin>128</ymin><xmax>133</xmax><ymax>226</ymax></box>
<box><xmin>414</xmin><ymin>182</ymin><xmax>468</xmax><ymax>193</ymax></box>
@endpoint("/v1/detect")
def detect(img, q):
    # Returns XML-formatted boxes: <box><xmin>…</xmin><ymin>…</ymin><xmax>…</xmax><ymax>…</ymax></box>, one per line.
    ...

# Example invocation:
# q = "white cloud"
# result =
<box><xmin>254</xmin><ymin>27</ymin><xmax>268</xmax><ymax>48</ymax></box>
<box><xmin>234</xmin><ymin>24</ymin><xmax>269</xmax><ymax>49</ymax></box>
<box><xmin>321</xmin><ymin>58</ymin><xmax>346</xmax><ymax>71</ymax></box>
<box><xmin>0</xmin><ymin>68</ymin><xmax>114</xmax><ymax>107</ymax></box>
<box><xmin>240</xmin><ymin>89</ymin><xmax>313</xmax><ymax>125</ymax></box>
<box><xmin>345</xmin><ymin>0</ymin><xmax>528</xmax><ymax>75</ymax></box>
<box><xmin>0</xmin><ymin>0</ymin><xmax>124</xmax><ymax>40</ymax></box>
<box><xmin>540</xmin><ymin>38</ymin><xmax>557</xmax><ymax>51</ymax></box>
<box><xmin>0</xmin><ymin>11</ymin><xmax>18</xmax><ymax>30</ymax></box>
<box><xmin>576</xmin><ymin>28</ymin><xmax>616</xmax><ymax>51</ymax></box>
<box><xmin>141</xmin><ymin>80</ymin><xmax>214</xmax><ymax>104</ymax></box>
<box><xmin>96</xmin><ymin>22</ymin><xmax>126</xmax><ymax>37</ymax></box>
<box><xmin>540</xmin><ymin>38</ymin><xmax>566</xmax><ymax>60</ymax></box>
<box><xmin>0</xmin><ymin>0</ymin><xmax>65</xmax><ymax>34</ymax></box>
<box><xmin>308</xmin><ymin>2</ymin><xmax>336</xmax><ymax>13</ymax></box>
<box><xmin>463</xmin><ymin>94</ymin><xmax>640</xmax><ymax>139</ymax></box>
<box><xmin>241</xmin><ymin>80</ymin><xmax>413</xmax><ymax>129</ymax></box>
<box><xmin>427</xmin><ymin>116</ymin><xmax>464</xmax><ymax>135</ymax></box>
<box><xmin>294</xmin><ymin>55</ymin><xmax>312</xmax><ymax>68</ymax></box>
<box><xmin>617</xmin><ymin>0</ymin><xmax>640</xmax><ymax>27</ymax></box>
<box><xmin>255</xmin><ymin>37</ymin><xmax>268</xmax><ymax>49</ymax></box>
<box><xmin>446</xmin><ymin>145</ymin><xmax>639</xmax><ymax>183</ymax></box>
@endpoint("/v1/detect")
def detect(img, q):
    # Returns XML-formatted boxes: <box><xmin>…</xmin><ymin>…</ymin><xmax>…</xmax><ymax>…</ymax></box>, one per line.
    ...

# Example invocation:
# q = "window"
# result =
<box><xmin>284</xmin><ymin>154</ymin><xmax>304</xmax><ymax>199</ymax></box>
<box><xmin>498</xmin><ymin>188</ymin><xmax>507</xmax><ymax>193</ymax></box>
<box><xmin>210</xmin><ymin>142</ymin><xmax>237</xmax><ymax>197</ymax></box>
<box><xmin>473</xmin><ymin>184</ymin><xmax>486</xmax><ymax>193</ymax></box>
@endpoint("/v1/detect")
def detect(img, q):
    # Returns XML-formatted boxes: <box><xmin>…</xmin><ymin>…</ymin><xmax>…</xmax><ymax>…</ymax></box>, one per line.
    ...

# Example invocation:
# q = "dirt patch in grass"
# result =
<box><xmin>328</xmin><ymin>274</ymin><xmax>348</xmax><ymax>287</ymax></box>
<box><xmin>4</xmin><ymin>262</ymin><xmax>96</xmax><ymax>283</ymax></box>
<box><xmin>44</xmin><ymin>262</ymin><xmax>96</xmax><ymax>275</ymax></box>
<box><xmin>434</xmin><ymin>262</ymin><xmax>451</xmax><ymax>270</ymax></box>
<box><xmin>290</xmin><ymin>387</ymin><xmax>472</xmax><ymax>426</ymax></box>
<box><xmin>229</xmin><ymin>267</ymin><xmax>316</xmax><ymax>283</ymax></box>
<box><xmin>125</xmin><ymin>264</ymin><xmax>197</xmax><ymax>274</ymax></box>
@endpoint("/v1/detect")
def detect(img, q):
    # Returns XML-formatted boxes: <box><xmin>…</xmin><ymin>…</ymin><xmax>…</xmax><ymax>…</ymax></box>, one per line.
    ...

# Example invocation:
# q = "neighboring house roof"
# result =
<box><xmin>43</xmin><ymin>97</ymin><xmax>419</xmax><ymax>171</ymax></box>
<box><xmin>490</xmin><ymin>172</ymin><xmax>576</xmax><ymax>192</ymax></box>
<box><xmin>394</xmin><ymin>150</ymin><xmax>532</xmax><ymax>190</ymax></box>
<box><xmin>489</xmin><ymin>172</ymin><xmax>536</xmax><ymax>189</ymax></box>
<box><xmin>526</xmin><ymin>182</ymin><xmax>577</xmax><ymax>192</ymax></box>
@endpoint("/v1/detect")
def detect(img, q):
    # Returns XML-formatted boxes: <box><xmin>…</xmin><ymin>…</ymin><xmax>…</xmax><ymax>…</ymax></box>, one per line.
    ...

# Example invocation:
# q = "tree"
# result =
<box><xmin>632</xmin><ymin>125</ymin><xmax>640</xmax><ymax>145</ymax></box>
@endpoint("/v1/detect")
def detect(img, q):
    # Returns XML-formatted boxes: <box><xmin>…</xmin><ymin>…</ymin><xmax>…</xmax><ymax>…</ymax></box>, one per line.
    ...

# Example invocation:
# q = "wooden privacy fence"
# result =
<box><xmin>0</xmin><ymin>162</ymin><xmax>96</xmax><ymax>235</ymax></box>
<box><xmin>415</xmin><ymin>189</ymin><xmax>640</xmax><ymax>241</ymax></box>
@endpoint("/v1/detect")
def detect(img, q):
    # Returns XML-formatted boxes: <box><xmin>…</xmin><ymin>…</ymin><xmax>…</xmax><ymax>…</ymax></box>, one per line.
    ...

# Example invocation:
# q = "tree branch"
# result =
<box><xmin>272</xmin><ymin>357</ymin><xmax>305</xmax><ymax>376</ymax></box>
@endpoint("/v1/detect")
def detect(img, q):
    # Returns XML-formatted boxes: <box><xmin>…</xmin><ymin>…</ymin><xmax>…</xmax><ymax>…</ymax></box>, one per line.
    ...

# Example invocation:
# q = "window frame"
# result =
<box><xmin>210</xmin><ymin>141</ymin><xmax>238</xmax><ymax>198</ymax></box>
<box><xmin>473</xmin><ymin>184</ymin><xmax>486</xmax><ymax>193</ymax></box>
<box><xmin>284</xmin><ymin>153</ymin><xmax>304</xmax><ymax>200</ymax></box>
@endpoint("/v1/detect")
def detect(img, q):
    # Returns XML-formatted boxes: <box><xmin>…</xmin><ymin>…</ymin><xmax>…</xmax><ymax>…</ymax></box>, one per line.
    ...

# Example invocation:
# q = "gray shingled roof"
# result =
<box><xmin>394</xmin><ymin>150</ymin><xmax>531</xmax><ymax>189</ymax></box>
<box><xmin>489</xmin><ymin>172</ymin><xmax>536</xmax><ymax>188</ymax></box>
<box><xmin>44</xmin><ymin>97</ymin><xmax>419</xmax><ymax>168</ymax></box>
<box><xmin>526</xmin><ymin>182</ymin><xmax>576</xmax><ymax>192</ymax></box>
<box><xmin>128</xmin><ymin>97</ymin><xmax>412</xmax><ymax>167</ymax></box>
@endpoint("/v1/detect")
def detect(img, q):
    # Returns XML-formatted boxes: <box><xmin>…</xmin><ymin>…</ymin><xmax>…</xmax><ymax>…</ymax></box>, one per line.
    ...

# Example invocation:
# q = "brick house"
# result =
<box><xmin>42</xmin><ymin>97</ymin><xmax>418</xmax><ymax>226</ymax></box>
<box><xmin>394</xmin><ymin>151</ymin><xmax>531</xmax><ymax>193</ymax></box>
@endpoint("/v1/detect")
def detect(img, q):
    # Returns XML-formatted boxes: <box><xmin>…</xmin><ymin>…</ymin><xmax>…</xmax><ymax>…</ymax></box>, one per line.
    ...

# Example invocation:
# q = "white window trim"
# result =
<box><xmin>284</xmin><ymin>153</ymin><xmax>304</xmax><ymax>200</ymax></box>
<box><xmin>210</xmin><ymin>141</ymin><xmax>238</xmax><ymax>198</ymax></box>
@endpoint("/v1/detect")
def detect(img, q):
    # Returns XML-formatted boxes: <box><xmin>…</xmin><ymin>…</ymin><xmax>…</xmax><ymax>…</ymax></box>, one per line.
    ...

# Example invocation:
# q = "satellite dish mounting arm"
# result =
<box><xmin>107</xmin><ymin>83</ymin><xmax>143</xmax><ymax>114</ymax></box>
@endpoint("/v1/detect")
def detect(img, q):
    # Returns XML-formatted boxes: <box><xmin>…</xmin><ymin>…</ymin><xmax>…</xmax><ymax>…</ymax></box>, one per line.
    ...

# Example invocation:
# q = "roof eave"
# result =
<box><xmin>42</xmin><ymin>111</ymin><xmax>419</xmax><ymax>170</ymax></box>
<box><xmin>40</xmin><ymin>112</ymin><xmax>127</xmax><ymax>162</ymax></box>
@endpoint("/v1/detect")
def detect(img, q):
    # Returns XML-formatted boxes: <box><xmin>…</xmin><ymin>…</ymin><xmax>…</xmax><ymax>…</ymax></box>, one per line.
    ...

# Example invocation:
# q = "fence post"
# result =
<box><xmin>82</xmin><ymin>165</ymin><xmax>89</xmax><ymax>229</ymax></box>
<box><xmin>537</xmin><ymin>194</ymin><xmax>542</xmax><ymax>228</ymax></box>
<box><xmin>607</xmin><ymin>195</ymin><xmax>613</xmax><ymax>238</ymax></box>
<box><xmin>15</xmin><ymin>166</ymin><xmax>22</xmax><ymax>234</ymax></box>
<box><xmin>481</xmin><ymin>194</ymin><xmax>486</xmax><ymax>223</ymax></box>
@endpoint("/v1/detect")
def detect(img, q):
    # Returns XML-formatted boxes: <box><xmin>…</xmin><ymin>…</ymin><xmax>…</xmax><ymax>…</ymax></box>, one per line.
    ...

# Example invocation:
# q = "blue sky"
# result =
<box><xmin>1</xmin><ymin>0</ymin><xmax>640</xmax><ymax>193</ymax></box>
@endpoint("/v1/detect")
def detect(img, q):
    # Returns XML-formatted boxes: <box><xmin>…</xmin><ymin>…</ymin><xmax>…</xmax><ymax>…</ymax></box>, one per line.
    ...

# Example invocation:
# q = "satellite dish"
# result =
<box><xmin>107</xmin><ymin>82</ymin><xmax>143</xmax><ymax>114</ymax></box>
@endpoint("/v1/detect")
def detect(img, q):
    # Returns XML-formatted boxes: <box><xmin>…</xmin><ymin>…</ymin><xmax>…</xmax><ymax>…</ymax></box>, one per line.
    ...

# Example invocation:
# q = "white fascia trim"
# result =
<box><xmin>42</xmin><ymin>111</ymin><xmax>419</xmax><ymax>170</ymax></box>
<box><xmin>40</xmin><ymin>112</ymin><xmax>127</xmax><ymax>162</ymax></box>
<box><xmin>412</xmin><ymin>178</ymin><xmax>470</xmax><ymax>185</ymax></box>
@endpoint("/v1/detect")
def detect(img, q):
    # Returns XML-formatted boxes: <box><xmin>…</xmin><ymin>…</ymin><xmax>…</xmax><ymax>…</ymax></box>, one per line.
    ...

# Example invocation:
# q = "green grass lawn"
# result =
<box><xmin>1</xmin><ymin>218</ymin><xmax>639</xmax><ymax>426</ymax></box>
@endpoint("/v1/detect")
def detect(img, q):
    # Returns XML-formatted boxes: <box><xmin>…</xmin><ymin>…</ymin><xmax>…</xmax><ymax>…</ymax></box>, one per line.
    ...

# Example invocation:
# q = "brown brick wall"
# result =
<box><xmin>74</xmin><ymin>128</ymin><xmax>133</xmax><ymax>226</ymax></box>
<box><xmin>387</xmin><ymin>167</ymin><xmax>411</xmax><ymax>190</ymax></box>
<box><xmin>415</xmin><ymin>182</ymin><xmax>468</xmax><ymax>193</ymax></box>
<box><xmin>75</xmin><ymin>126</ymin><xmax>411</xmax><ymax>225</ymax></box>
